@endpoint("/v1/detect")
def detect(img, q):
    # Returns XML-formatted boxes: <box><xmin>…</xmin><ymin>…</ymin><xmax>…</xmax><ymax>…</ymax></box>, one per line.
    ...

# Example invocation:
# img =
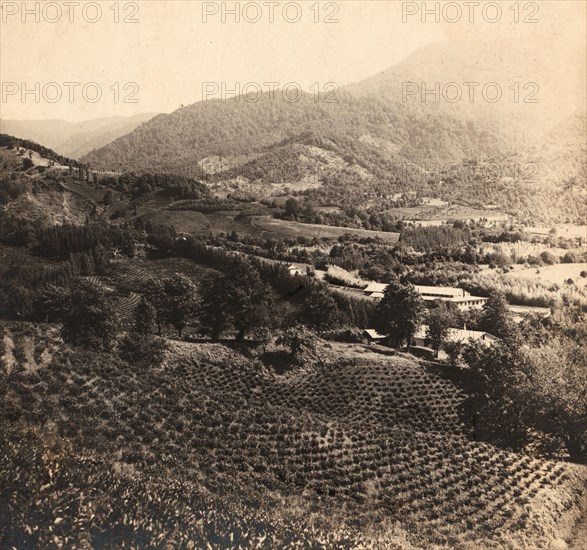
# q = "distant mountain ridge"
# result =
<box><xmin>81</xmin><ymin>90</ymin><xmax>522</xmax><ymax>175</ymax></box>
<box><xmin>0</xmin><ymin>113</ymin><xmax>157</xmax><ymax>159</ymax></box>
<box><xmin>17</xmin><ymin>39</ymin><xmax>587</xmax><ymax>222</ymax></box>
<box><xmin>81</xmin><ymin>38</ymin><xmax>582</xmax><ymax>174</ymax></box>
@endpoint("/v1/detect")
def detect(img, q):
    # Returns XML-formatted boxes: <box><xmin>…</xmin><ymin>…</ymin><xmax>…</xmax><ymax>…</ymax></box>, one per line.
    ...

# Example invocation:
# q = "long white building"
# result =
<box><xmin>363</xmin><ymin>282</ymin><xmax>489</xmax><ymax>310</ymax></box>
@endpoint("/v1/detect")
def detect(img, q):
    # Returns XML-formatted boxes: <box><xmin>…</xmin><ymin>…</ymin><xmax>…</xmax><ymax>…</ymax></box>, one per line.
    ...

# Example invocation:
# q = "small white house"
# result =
<box><xmin>414</xmin><ymin>325</ymin><xmax>499</xmax><ymax>349</ymax></box>
<box><xmin>287</xmin><ymin>264</ymin><xmax>305</xmax><ymax>276</ymax></box>
<box><xmin>363</xmin><ymin>329</ymin><xmax>386</xmax><ymax>344</ymax></box>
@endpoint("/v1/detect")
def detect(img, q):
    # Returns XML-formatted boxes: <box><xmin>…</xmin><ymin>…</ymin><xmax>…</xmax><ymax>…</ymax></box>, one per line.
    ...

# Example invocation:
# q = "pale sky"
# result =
<box><xmin>1</xmin><ymin>1</ymin><xmax>585</xmax><ymax>121</ymax></box>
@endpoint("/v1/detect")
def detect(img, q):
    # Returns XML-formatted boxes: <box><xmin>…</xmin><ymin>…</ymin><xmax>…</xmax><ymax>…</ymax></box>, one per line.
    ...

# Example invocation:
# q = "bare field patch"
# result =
<box><xmin>510</xmin><ymin>263</ymin><xmax>587</xmax><ymax>286</ymax></box>
<box><xmin>389</xmin><ymin>204</ymin><xmax>510</xmax><ymax>225</ymax></box>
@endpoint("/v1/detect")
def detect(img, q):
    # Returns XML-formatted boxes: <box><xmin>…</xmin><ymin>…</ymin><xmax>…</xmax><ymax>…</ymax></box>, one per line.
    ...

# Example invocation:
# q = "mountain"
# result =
<box><xmin>75</xmin><ymin>39</ymin><xmax>586</xmax><ymax>222</ymax></box>
<box><xmin>0</xmin><ymin>113</ymin><xmax>157</xmax><ymax>159</ymax></box>
<box><xmin>348</xmin><ymin>39</ymin><xmax>581</xmax><ymax>128</ymax></box>
<box><xmin>82</xmin><ymin>38</ymin><xmax>580</xmax><ymax>170</ymax></box>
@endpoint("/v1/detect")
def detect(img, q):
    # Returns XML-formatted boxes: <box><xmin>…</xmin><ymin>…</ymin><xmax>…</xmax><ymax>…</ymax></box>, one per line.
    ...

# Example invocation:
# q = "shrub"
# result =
<box><xmin>321</xmin><ymin>326</ymin><xmax>366</xmax><ymax>343</ymax></box>
<box><xmin>118</xmin><ymin>333</ymin><xmax>167</xmax><ymax>367</ymax></box>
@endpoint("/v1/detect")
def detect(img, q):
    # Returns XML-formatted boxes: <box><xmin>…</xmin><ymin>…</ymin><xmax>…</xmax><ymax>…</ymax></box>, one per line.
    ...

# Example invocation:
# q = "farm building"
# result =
<box><xmin>287</xmin><ymin>264</ymin><xmax>305</xmax><ymax>276</ymax></box>
<box><xmin>362</xmin><ymin>283</ymin><xmax>489</xmax><ymax>310</ymax></box>
<box><xmin>363</xmin><ymin>329</ymin><xmax>386</xmax><ymax>343</ymax></box>
<box><xmin>362</xmin><ymin>282</ymin><xmax>389</xmax><ymax>299</ymax></box>
<box><xmin>413</xmin><ymin>325</ymin><xmax>499</xmax><ymax>349</ymax></box>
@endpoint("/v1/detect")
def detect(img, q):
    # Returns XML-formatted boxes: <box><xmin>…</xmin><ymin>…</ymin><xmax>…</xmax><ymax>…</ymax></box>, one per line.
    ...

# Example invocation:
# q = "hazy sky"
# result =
<box><xmin>1</xmin><ymin>1</ymin><xmax>585</xmax><ymax>121</ymax></box>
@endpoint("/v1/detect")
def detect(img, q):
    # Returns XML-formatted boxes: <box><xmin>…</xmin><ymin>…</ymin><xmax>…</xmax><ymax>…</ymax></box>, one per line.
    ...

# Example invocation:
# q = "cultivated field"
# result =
<box><xmin>82</xmin><ymin>258</ymin><xmax>218</xmax><ymax>326</ymax></box>
<box><xmin>526</xmin><ymin>225</ymin><xmax>587</xmax><ymax>240</ymax></box>
<box><xmin>386</xmin><ymin>204</ymin><xmax>509</xmax><ymax>225</ymax></box>
<box><xmin>2</xmin><ymin>324</ymin><xmax>585</xmax><ymax>549</ymax></box>
<box><xmin>138</xmin><ymin>207</ymin><xmax>401</xmax><ymax>242</ymax></box>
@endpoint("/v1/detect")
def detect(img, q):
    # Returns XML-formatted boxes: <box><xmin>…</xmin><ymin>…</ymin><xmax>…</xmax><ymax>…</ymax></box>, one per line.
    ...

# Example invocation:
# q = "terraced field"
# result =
<box><xmin>111</xmin><ymin>257</ymin><xmax>215</xmax><ymax>284</ymax></box>
<box><xmin>82</xmin><ymin>258</ymin><xmax>216</xmax><ymax>325</ymax></box>
<box><xmin>1</xmin><ymin>324</ymin><xmax>585</xmax><ymax>548</ymax></box>
<box><xmin>267</xmin><ymin>350</ymin><xmax>470</xmax><ymax>436</ymax></box>
<box><xmin>82</xmin><ymin>275</ymin><xmax>141</xmax><ymax>325</ymax></box>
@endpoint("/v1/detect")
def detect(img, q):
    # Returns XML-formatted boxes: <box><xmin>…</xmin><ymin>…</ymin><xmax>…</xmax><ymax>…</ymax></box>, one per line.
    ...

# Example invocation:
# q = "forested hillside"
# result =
<box><xmin>81</xmin><ymin>40</ymin><xmax>586</xmax><ymax>223</ymax></box>
<box><xmin>82</xmin><ymin>92</ymin><xmax>512</xmax><ymax>175</ymax></box>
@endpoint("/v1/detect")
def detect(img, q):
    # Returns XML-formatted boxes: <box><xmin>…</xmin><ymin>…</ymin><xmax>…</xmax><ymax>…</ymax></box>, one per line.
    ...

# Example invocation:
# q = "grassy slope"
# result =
<box><xmin>137</xmin><ymin>206</ymin><xmax>402</xmax><ymax>241</ymax></box>
<box><xmin>1</xmin><ymin>323</ymin><xmax>585</xmax><ymax>549</ymax></box>
<box><xmin>252</xmin><ymin>217</ymin><xmax>400</xmax><ymax>242</ymax></box>
<box><xmin>0</xmin><ymin>147</ymin><xmax>97</xmax><ymax>225</ymax></box>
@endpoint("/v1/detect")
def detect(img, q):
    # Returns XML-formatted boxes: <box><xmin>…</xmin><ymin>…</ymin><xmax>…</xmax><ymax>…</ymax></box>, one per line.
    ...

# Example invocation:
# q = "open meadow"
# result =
<box><xmin>252</xmin><ymin>216</ymin><xmax>400</xmax><ymax>242</ymax></box>
<box><xmin>508</xmin><ymin>263</ymin><xmax>587</xmax><ymax>287</ymax></box>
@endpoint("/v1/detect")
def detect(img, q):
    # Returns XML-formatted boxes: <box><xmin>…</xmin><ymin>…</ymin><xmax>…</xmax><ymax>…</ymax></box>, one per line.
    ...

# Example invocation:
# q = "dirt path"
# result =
<box><xmin>250</xmin><ymin>218</ymin><xmax>271</xmax><ymax>232</ymax></box>
<box><xmin>58</xmin><ymin>182</ymin><xmax>92</xmax><ymax>200</ymax></box>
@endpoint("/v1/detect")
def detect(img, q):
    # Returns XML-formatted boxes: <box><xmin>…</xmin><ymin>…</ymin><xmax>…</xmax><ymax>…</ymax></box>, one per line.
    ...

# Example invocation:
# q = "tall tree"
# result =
<box><xmin>60</xmin><ymin>280</ymin><xmax>120</xmax><ymax>351</ymax></box>
<box><xmin>523</xmin><ymin>337</ymin><xmax>587</xmax><ymax>462</ymax></box>
<box><xmin>199</xmin><ymin>273</ymin><xmax>233</xmax><ymax>339</ymax></box>
<box><xmin>224</xmin><ymin>260</ymin><xmax>273</xmax><ymax>341</ymax></box>
<box><xmin>301</xmin><ymin>285</ymin><xmax>340</xmax><ymax>334</ymax></box>
<box><xmin>426</xmin><ymin>301</ymin><xmax>458</xmax><ymax>357</ymax></box>
<box><xmin>199</xmin><ymin>260</ymin><xmax>275</xmax><ymax>341</ymax></box>
<box><xmin>162</xmin><ymin>274</ymin><xmax>198</xmax><ymax>339</ymax></box>
<box><xmin>478</xmin><ymin>292</ymin><xmax>516</xmax><ymax>340</ymax></box>
<box><xmin>374</xmin><ymin>281</ymin><xmax>424</xmax><ymax>349</ymax></box>
<box><xmin>463</xmin><ymin>334</ymin><xmax>587</xmax><ymax>463</ymax></box>
<box><xmin>462</xmin><ymin>341</ymin><xmax>530</xmax><ymax>450</ymax></box>
<box><xmin>443</xmin><ymin>340</ymin><xmax>463</xmax><ymax>367</ymax></box>
<box><xmin>134</xmin><ymin>297</ymin><xmax>157</xmax><ymax>336</ymax></box>
<box><xmin>141</xmin><ymin>278</ymin><xmax>167</xmax><ymax>335</ymax></box>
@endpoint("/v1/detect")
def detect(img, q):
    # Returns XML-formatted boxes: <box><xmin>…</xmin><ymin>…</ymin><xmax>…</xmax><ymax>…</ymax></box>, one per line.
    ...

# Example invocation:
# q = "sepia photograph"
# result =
<box><xmin>1</xmin><ymin>1</ymin><xmax>586</xmax><ymax>548</ymax></box>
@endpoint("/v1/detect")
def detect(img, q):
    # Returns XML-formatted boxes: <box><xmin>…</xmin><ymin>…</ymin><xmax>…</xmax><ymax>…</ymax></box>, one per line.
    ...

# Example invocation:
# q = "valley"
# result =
<box><xmin>1</xmin><ymin>18</ymin><xmax>586</xmax><ymax>548</ymax></box>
